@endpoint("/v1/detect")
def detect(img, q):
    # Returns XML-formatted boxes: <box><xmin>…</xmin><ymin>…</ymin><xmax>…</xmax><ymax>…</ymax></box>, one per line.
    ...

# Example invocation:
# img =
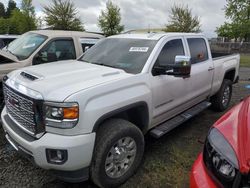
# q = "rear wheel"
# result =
<box><xmin>91</xmin><ymin>119</ymin><xmax>144</xmax><ymax>188</ymax></box>
<box><xmin>211</xmin><ymin>79</ymin><xmax>232</xmax><ymax>112</ymax></box>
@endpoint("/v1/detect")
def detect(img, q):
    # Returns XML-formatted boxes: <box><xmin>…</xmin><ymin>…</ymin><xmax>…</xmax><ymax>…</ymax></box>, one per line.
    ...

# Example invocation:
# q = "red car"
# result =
<box><xmin>190</xmin><ymin>96</ymin><xmax>250</xmax><ymax>188</ymax></box>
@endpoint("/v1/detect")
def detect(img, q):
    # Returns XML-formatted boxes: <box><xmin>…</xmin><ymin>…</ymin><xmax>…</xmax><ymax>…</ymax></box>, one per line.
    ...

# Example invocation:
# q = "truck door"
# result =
<box><xmin>186</xmin><ymin>37</ymin><xmax>213</xmax><ymax>104</ymax></box>
<box><xmin>150</xmin><ymin>38</ymin><xmax>193</xmax><ymax>127</ymax></box>
<box><xmin>33</xmin><ymin>38</ymin><xmax>76</xmax><ymax>65</ymax></box>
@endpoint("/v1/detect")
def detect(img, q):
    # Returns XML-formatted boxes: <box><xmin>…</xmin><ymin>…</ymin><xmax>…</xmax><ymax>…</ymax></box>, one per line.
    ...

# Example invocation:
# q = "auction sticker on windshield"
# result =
<box><xmin>129</xmin><ymin>47</ymin><xmax>149</xmax><ymax>52</ymax></box>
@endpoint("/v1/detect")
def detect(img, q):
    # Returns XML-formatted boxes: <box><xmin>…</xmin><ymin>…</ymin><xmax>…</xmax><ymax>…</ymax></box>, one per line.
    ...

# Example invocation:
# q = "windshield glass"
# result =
<box><xmin>4</xmin><ymin>32</ymin><xmax>47</xmax><ymax>60</ymax></box>
<box><xmin>80</xmin><ymin>38</ymin><xmax>157</xmax><ymax>74</ymax></box>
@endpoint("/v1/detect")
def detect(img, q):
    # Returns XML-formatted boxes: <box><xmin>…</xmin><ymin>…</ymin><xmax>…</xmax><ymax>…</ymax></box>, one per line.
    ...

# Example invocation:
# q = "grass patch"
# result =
<box><xmin>240</xmin><ymin>54</ymin><xmax>250</xmax><ymax>67</ymax></box>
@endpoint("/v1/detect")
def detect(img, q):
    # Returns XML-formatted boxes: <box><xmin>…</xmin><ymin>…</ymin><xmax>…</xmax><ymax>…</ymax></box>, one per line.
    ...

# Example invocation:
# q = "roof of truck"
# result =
<box><xmin>0</xmin><ymin>34</ymin><xmax>19</xmax><ymax>39</ymax></box>
<box><xmin>29</xmin><ymin>30</ymin><xmax>104</xmax><ymax>39</ymax></box>
<box><xmin>110</xmin><ymin>32</ymin><xmax>205</xmax><ymax>40</ymax></box>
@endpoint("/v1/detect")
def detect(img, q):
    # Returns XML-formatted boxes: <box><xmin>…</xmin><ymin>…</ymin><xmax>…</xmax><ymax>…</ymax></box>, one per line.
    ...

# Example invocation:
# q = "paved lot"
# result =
<box><xmin>0</xmin><ymin>68</ymin><xmax>249</xmax><ymax>188</ymax></box>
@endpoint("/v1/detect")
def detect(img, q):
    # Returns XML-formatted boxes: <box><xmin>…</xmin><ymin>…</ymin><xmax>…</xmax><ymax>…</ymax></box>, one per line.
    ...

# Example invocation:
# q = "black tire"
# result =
<box><xmin>91</xmin><ymin>119</ymin><xmax>144</xmax><ymax>188</ymax></box>
<box><xmin>211</xmin><ymin>79</ymin><xmax>232</xmax><ymax>112</ymax></box>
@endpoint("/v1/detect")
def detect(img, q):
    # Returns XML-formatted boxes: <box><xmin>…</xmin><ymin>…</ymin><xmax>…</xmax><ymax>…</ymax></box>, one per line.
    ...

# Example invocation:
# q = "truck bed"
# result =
<box><xmin>211</xmin><ymin>52</ymin><xmax>236</xmax><ymax>60</ymax></box>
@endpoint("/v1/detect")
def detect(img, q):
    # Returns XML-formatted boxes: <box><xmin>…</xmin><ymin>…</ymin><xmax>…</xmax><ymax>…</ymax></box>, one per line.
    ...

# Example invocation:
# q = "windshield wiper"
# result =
<box><xmin>92</xmin><ymin>62</ymin><xmax>119</xmax><ymax>69</ymax></box>
<box><xmin>79</xmin><ymin>60</ymin><xmax>120</xmax><ymax>69</ymax></box>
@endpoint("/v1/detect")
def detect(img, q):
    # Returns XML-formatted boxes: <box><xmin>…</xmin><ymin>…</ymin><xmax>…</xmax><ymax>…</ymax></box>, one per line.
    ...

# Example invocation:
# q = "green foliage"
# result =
<box><xmin>5</xmin><ymin>0</ymin><xmax>17</xmax><ymax>18</ymax></box>
<box><xmin>240</xmin><ymin>54</ymin><xmax>250</xmax><ymax>67</ymax></box>
<box><xmin>9</xmin><ymin>9</ymin><xmax>36</xmax><ymax>34</ymax></box>
<box><xmin>20</xmin><ymin>0</ymin><xmax>37</xmax><ymax>32</ymax></box>
<box><xmin>0</xmin><ymin>0</ymin><xmax>37</xmax><ymax>35</ymax></box>
<box><xmin>225</xmin><ymin>0</ymin><xmax>250</xmax><ymax>22</ymax></box>
<box><xmin>21</xmin><ymin>0</ymin><xmax>35</xmax><ymax>17</ymax></box>
<box><xmin>216</xmin><ymin>22</ymin><xmax>243</xmax><ymax>40</ymax></box>
<box><xmin>0</xmin><ymin>2</ymin><xmax>5</xmax><ymax>18</ymax></box>
<box><xmin>0</xmin><ymin>18</ymin><xmax>10</xmax><ymax>34</ymax></box>
<box><xmin>98</xmin><ymin>1</ymin><xmax>124</xmax><ymax>36</ymax></box>
<box><xmin>216</xmin><ymin>0</ymin><xmax>250</xmax><ymax>41</ymax></box>
<box><xmin>164</xmin><ymin>5</ymin><xmax>201</xmax><ymax>33</ymax></box>
<box><xmin>43</xmin><ymin>0</ymin><xmax>84</xmax><ymax>31</ymax></box>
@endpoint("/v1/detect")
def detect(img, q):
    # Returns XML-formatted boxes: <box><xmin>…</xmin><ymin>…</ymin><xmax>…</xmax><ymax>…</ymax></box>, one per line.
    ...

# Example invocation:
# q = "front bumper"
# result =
<box><xmin>1</xmin><ymin>107</ymin><xmax>96</xmax><ymax>181</ymax></box>
<box><xmin>190</xmin><ymin>153</ymin><xmax>218</xmax><ymax>188</ymax></box>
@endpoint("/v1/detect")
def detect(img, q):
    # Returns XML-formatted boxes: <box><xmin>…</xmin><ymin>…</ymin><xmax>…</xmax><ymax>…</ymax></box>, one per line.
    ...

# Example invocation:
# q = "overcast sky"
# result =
<box><xmin>2</xmin><ymin>0</ymin><xmax>228</xmax><ymax>38</ymax></box>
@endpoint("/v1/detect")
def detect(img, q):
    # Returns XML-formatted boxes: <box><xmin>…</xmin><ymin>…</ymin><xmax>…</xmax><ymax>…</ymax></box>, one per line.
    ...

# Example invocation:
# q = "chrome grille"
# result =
<box><xmin>3</xmin><ymin>84</ymin><xmax>36</xmax><ymax>135</ymax></box>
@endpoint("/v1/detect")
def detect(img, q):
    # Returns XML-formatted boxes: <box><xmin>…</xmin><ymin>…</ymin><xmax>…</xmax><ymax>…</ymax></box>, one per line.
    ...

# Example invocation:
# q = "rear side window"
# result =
<box><xmin>187</xmin><ymin>38</ymin><xmax>208</xmax><ymax>64</ymax></box>
<box><xmin>80</xmin><ymin>38</ymin><xmax>99</xmax><ymax>52</ymax></box>
<box><xmin>156</xmin><ymin>39</ymin><xmax>185</xmax><ymax>66</ymax></box>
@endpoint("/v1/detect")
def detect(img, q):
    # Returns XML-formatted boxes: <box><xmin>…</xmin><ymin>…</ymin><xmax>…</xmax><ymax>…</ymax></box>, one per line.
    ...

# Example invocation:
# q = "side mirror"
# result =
<box><xmin>167</xmin><ymin>55</ymin><xmax>191</xmax><ymax>77</ymax></box>
<box><xmin>33</xmin><ymin>51</ymin><xmax>47</xmax><ymax>65</ymax></box>
<box><xmin>152</xmin><ymin>55</ymin><xmax>191</xmax><ymax>77</ymax></box>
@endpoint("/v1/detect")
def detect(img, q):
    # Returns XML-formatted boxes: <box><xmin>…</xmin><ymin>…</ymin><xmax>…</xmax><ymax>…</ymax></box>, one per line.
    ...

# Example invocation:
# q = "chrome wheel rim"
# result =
<box><xmin>222</xmin><ymin>86</ymin><xmax>230</xmax><ymax>107</ymax></box>
<box><xmin>105</xmin><ymin>137</ymin><xmax>137</xmax><ymax>178</ymax></box>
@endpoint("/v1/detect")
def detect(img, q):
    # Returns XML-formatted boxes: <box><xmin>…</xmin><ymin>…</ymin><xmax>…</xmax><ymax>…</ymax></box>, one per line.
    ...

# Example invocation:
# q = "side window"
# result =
<box><xmin>0</xmin><ymin>39</ymin><xmax>4</xmax><ymax>49</ymax></box>
<box><xmin>155</xmin><ymin>39</ymin><xmax>185</xmax><ymax>67</ymax></box>
<box><xmin>34</xmin><ymin>39</ymin><xmax>76</xmax><ymax>65</ymax></box>
<box><xmin>80</xmin><ymin>38</ymin><xmax>99</xmax><ymax>53</ymax></box>
<box><xmin>187</xmin><ymin>38</ymin><xmax>208</xmax><ymax>64</ymax></box>
<box><xmin>81</xmin><ymin>43</ymin><xmax>95</xmax><ymax>52</ymax></box>
<box><xmin>3</xmin><ymin>38</ymin><xmax>15</xmax><ymax>46</ymax></box>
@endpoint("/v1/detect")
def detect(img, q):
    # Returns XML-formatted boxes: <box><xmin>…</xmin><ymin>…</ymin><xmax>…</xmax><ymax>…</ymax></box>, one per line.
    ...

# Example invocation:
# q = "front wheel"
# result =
<box><xmin>211</xmin><ymin>79</ymin><xmax>232</xmax><ymax>112</ymax></box>
<box><xmin>91</xmin><ymin>119</ymin><xmax>144</xmax><ymax>188</ymax></box>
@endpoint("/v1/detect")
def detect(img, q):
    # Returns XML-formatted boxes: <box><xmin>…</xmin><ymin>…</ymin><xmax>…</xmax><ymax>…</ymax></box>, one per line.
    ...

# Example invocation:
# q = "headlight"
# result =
<box><xmin>43</xmin><ymin>102</ymin><xmax>79</xmax><ymax>128</ymax></box>
<box><xmin>204</xmin><ymin>128</ymin><xmax>239</xmax><ymax>185</ymax></box>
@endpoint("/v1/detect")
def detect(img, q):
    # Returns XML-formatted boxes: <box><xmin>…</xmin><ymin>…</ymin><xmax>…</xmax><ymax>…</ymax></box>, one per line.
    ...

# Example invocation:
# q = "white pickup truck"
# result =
<box><xmin>1</xmin><ymin>33</ymin><xmax>240</xmax><ymax>187</ymax></box>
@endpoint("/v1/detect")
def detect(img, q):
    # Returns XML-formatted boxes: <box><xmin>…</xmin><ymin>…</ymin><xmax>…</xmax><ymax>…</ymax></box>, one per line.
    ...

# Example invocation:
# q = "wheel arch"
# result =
<box><xmin>223</xmin><ymin>68</ymin><xmax>236</xmax><ymax>82</ymax></box>
<box><xmin>92</xmin><ymin>101</ymin><xmax>149</xmax><ymax>134</ymax></box>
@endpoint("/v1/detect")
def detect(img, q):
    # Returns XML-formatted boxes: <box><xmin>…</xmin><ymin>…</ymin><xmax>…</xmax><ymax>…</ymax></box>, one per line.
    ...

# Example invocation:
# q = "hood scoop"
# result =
<box><xmin>20</xmin><ymin>71</ymin><xmax>39</xmax><ymax>81</ymax></box>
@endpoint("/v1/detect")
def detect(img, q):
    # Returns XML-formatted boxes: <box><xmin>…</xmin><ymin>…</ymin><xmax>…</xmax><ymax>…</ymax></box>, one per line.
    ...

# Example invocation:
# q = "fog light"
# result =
<box><xmin>46</xmin><ymin>149</ymin><xmax>68</xmax><ymax>164</ymax></box>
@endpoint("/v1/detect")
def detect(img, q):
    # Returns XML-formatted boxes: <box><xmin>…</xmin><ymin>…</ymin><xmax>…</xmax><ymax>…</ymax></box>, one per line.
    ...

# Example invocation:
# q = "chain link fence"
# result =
<box><xmin>210</xmin><ymin>42</ymin><xmax>250</xmax><ymax>54</ymax></box>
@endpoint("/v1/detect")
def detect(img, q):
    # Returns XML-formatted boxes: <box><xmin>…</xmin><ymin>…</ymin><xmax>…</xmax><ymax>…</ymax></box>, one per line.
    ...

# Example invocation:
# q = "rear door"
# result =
<box><xmin>185</xmin><ymin>37</ymin><xmax>214</xmax><ymax>104</ymax></box>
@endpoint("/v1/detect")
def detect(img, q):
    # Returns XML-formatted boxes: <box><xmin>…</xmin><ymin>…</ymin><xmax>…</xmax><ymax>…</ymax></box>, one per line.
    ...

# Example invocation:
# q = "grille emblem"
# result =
<box><xmin>8</xmin><ymin>96</ymin><xmax>20</xmax><ymax>110</ymax></box>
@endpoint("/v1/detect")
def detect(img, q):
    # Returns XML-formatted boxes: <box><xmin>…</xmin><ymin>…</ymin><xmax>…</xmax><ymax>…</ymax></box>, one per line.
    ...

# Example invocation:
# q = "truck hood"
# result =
<box><xmin>7</xmin><ymin>60</ymin><xmax>130</xmax><ymax>101</ymax></box>
<box><xmin>213</xmin><ymin>97</ymin><xmax>250</xmax><ymax>173</ymax></box>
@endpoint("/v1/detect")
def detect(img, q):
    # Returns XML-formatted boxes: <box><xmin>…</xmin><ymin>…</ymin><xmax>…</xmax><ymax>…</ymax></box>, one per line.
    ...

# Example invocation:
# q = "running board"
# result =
<box><xmin>150</xmin><ymin>101</ymin><xmax>211</xmax><ymax>138</ymax></box>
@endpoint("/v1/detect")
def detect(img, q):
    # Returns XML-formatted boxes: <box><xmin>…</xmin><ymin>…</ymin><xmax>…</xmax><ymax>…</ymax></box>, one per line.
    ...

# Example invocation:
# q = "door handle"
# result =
<box><xmin>208</xmin><ymin>67</ymin><xmax>214</xmax><ymax>71</ymax></box>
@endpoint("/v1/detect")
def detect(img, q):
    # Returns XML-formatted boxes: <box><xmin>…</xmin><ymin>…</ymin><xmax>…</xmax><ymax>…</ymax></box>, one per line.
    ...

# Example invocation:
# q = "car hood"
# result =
<box><xmin>6</xmin><ymin>60</ymin><xmax>131</xmax><ymax>101</ymax></box>
<box><xmin>213</xmin><ymin>97</ymin><xmax>250</xmax><ymax>173</ymax></box>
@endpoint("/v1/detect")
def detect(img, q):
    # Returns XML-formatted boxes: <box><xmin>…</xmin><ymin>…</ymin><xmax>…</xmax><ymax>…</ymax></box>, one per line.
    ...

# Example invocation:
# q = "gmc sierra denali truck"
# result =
<box><xmin>1</xmin><ymin>33</ymin><xmax>240</xmax><ymax>188</ymax></box>
<box><xmin>0</xmin><ymin>30</ymin><xmax>104</xmax><ymax>81</ymax></box>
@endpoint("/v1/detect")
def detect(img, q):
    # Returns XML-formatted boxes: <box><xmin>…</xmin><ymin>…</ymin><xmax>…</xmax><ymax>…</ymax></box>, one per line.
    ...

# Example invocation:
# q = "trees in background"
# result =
<box><xmin>0</xmin><ymin>0</ymin><xmax>37</xmax><ymax>34</ymax></box>
<box><xmin>5</xmin><ymin>0</ymin><xmax>17</xmax><ymax>18</ymax></box>
<box><xmin>0</xmin><ymin>2</ymin><xmax>5</xmax><ymax>18</ymax></box>
<box><xmin>43</xmin><ymin>0</ymin><xmax>84</xmax><ymax>31</ymax></box>
<box><xmin>216</xmin><ymin>0</ymin><xmax>250</xmax><ymax>41</ymax></box>
<box><xmin>98</xmin><ymin>1</ymin><xmax>124</xmax><ymax>36</ymax></box>
<box><xmin>164</xmin><ymin>5</ymin><xmax>201</xmax><ymax>33</ymax></box>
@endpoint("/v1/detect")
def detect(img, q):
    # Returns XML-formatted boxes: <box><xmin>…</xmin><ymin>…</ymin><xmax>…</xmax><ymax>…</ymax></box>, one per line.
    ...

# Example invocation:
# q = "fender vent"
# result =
<box><xmin>20</xmin><ymin>72</ymin><xmax>38</xmax><ymax>81</ymax></box>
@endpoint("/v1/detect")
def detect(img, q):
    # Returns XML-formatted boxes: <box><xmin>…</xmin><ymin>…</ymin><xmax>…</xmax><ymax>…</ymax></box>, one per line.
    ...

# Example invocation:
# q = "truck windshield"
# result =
<box><xmin>4</xmin><ymin>33</ymin><xmax>47</xmax><ymax>60</ymax></box>
<box><xmin>80</xmin><ymin>38</ymin><xmax>157</xmax><ymax>74</ymax></box>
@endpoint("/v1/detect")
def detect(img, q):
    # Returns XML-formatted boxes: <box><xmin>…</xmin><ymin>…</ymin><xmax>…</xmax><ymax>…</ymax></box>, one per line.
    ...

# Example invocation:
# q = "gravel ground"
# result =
<box><xmin>0</xmin><ymin>68</ymin><xmax>249</xmax><ymax>188</ymax></box>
